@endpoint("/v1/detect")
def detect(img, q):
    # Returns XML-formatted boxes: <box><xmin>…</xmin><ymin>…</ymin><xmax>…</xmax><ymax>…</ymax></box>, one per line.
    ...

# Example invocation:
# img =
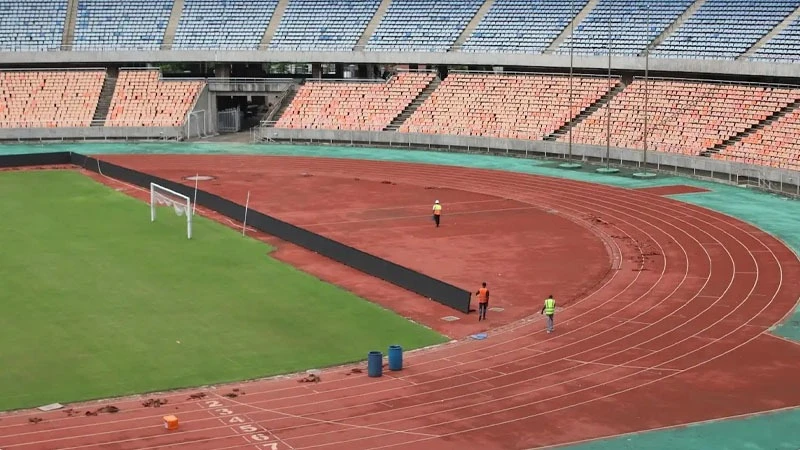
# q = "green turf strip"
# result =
<box><xmin>0</xmin><ymin>170</ymin><xmax>446</xmax><ymax>411</ymax></box>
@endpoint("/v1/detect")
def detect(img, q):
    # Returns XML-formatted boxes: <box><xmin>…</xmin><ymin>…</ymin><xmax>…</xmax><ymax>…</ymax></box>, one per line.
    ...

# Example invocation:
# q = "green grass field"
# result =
<box><xmin>0</xmin><ymin>169</ymin><xmax>447</xmax><ymax>411</ymax></box>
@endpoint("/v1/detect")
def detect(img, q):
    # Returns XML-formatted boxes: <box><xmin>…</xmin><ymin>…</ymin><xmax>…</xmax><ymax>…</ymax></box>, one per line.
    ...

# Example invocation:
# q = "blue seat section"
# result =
<box><xmin>556</xmin><ymin>0</ymin><xmax>694</xmax><ymax>56</ymax></box>
<box><xmin>750</xmin><ymin>16</ymin><xmax>800</xmax><ymax>62</ymax></box>
<box><xmin>365</xmin><ymin>0</ymin><xmax>484</xmax><ymax>52</ymax></box>
<box><xmin>173</xmin><ymin>0</ymin><xmax>278</xmax><ymax>50</ymax></box>
<box><xmin>73</xmin><ymin>0</ymin><xmax>173</xmax><ymax>51</ymax></box>
<box><xmin>652</xmin><ymin>0</ymin><xmax>800</xmax><ymax>60</ymax></box>
<box><xmin>0</xmin><ymin>0</ymin><xmax>67</xmax><ymax>51</ymax></box>
<box><xmin>461</xmin><ymin>0</ymin><xmax>588</xmax><ymax>54</ymax></box>
<box><xmin>268</xmin><ymin>0</ymin><xmax>380</xmax><ymax>51</ymax></box>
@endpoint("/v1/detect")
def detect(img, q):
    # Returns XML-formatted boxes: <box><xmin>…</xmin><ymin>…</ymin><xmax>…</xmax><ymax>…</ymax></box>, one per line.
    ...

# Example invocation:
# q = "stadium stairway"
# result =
<box><xmin>545</xmin><ymin>0</ymin><xmax>601</xmax><ymax>54</ymax></box>
<box><xmin>544</xmin><ymin>80</ymin><xmax>627</xmax><ymax>141</ymax></box>
<box><xmin>643</xmin><ymin>0</ymin><xmax>707</xmax><ymax>56</ymax></box>
<box><xmin>92</xmin><ymin>74</ymin><xmax>118</xmax><ymax>126</ymax></box>
<box><xmin>384</xmin><ymin>76</ymin><xmax>441</xmax><ymax>131</ymax></box>
<box><xmin>161</xmin><ymin>0</ymin><xmax>186</xmax><ymax>49</ymax></box>
<box><xmin>261</xmin><ymin>85</ymin><xmax>298</xmax><ymax>127</ymax></box>
<box><xmin>450</xmin><ymin>0</ymin><xmax>495</xmax><ymax>51</ymax></box>
<box><xmin>261</xmin><ymin>0</ymin><xmax>290</xmax><ymax>48</ymax></box>
<box><xmin>356</xmin><ymin>0</ymin><xmax>393</xmax><ymax>49</ymax></box>
<box><xmin>702</xmin><ymin>98</ymin><xmax>800</xmax><ymax>157</ymax></box>
<box><xmin>738</xmin><ymin>4</ymin><xmax>800</xmax><ymax>59</ymax></box>
<box><xmin>62</xmin><ymin>0</ymin><xmax>79</xmax><ymax>49</ymax></box>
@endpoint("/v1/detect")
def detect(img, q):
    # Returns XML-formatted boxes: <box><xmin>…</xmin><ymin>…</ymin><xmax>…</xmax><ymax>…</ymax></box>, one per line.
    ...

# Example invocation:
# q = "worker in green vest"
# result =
<box><xmin>541</xmin><ymin>294</ymin><xmax>556</xmax><ymax>333</ymax></box>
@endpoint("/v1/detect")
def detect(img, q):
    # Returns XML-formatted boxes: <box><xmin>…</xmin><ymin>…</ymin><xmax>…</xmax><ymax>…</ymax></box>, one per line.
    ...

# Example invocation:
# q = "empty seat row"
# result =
<box><xmin>106</xmin><ymin>70</ymin><xmax>205</xmax><ymax>126</ymax></box>
<box><xmin>275</xmin><ymin>72</ymin><xmax>436</xmax><ymax>130</ymax></box>
<box><xmin>172</xmin><ymin>0</ymin><xmax>279</xmax><ymax>50</ymax></box>
<box><xmin>73</xmin><ymin>0</ymin><xmax>174</xmax><ymax>50</ymax></box>
<box><xmin>0</xmin><ymin>70</ymin><xmax>105</xmax><ymax>128</ymax></box>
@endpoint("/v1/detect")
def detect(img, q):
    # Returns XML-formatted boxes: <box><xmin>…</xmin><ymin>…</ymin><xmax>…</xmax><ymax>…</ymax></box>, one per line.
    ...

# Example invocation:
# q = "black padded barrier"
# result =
<box><xmin>0</xmin><ymin>151</ymin><xmax>71</xmax><ymax>168</ymax></box>
<box><xmin>69</xmin><ymin>152</ymin><xmax>472</xmax><ymax>313</ymax></box>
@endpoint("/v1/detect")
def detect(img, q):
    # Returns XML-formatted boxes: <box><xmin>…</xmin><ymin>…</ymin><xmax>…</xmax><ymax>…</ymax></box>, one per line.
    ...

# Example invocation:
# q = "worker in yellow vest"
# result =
<box><xmin>432</xmin><ymin>200</ymin><xmax>442</xmax><ymax>227</ymax></box>
<box><xmin>541</xmin><ymin>294</ymin><xmax>556</xmax><ymax>333</ymax></box>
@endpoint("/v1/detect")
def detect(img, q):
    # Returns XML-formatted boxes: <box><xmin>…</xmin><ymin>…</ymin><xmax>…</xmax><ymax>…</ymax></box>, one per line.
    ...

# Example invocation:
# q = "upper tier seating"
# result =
<box><xmin>0</xmin><ymin>70</ymin><xmax>105</xmax><ymax>128</ymax></box>
<box><xmin>562</xmin><ymin>79</ymin><xmax>800</xmax><ymax>156</ymax></box>
<box><xmin>0</xmin><ymin>0</ymin><xmax>67</xmax><ymax>51</ymax></box>
<box><xmin>275</xmin><ymin>72</ymin><xmax>435</xmax><ymax>131</ymax></box>
<box><xmin>651</xmin><ymin>0</ymin><xmax>800</xmax><ymax>59</ymax></box>
<box><xmin>73</xmin><ymin>0</ymin><xmax>173</xmax><ymax>51</ymax></box>
<box><xmin>172</xmin><ymin>0</ymin><xmax>279</xmax><ymax>50</ymax></box>
<box><xmin>750</xmin><ymin>16</ymin><xmax>800</xmax><ymax>62</ymax></box>
<box><xmin>713</xmin><ymin>106</ymin><xmax>800</xmax><ymax>170</ymax></box>
<box><xmin>556</xmin><ymin>0</ymin><xmax>694</xmax><ymax>56</ymax></box>
<box><xmin>268</xmin><ymin>0</ymin><xmax>381</xmax><ymax>51</ymax></box>
<box><xmin>106</xmin><ymin>70</ymin><xmax>205</xmax><ymax>127</ymax></box>
<box><xmin>365</xmin><ymin>0</ymin><xmax>484</xmax><ymax>52</ymax></box>
<box><xmin>399</xmin><ymin>73</ymin><xmax>619</xmax><ymax>140</ymax></box>
<box><xmin>461</xmin><ymin>0</ymin><xmax>588</xmax><ymax>54</ymax></box>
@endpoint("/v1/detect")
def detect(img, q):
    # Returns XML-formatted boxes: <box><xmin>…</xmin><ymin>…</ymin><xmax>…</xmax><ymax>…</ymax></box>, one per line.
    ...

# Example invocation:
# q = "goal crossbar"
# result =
<box><xmin>150</xmin><ymin>183</ymin><xmax>192</xmax><ymax>239</ymax></box>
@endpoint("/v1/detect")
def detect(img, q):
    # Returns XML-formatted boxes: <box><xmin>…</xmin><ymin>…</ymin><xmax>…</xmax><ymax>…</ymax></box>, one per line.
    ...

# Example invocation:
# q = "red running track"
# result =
<box><xmin>1</xmin><ymin>155</ymin><xmax>799</xmax><ymax>450</ymax></box>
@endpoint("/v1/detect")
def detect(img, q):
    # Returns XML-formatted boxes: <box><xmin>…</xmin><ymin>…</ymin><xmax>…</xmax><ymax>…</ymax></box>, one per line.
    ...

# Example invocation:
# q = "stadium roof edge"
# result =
<box><xmin>0</xmin><ymin>50</ymin><xmax>796</xmax><ymax>79</ymax></box>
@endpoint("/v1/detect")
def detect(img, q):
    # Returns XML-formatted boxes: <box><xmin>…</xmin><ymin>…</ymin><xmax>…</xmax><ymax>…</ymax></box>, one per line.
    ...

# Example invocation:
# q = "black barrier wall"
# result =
<box><xmin>66</xmin><ymin>153</ymin><xmax>472</xmax><ymax>313</ymax></box>
<box><xmin>0</xmin><ymin>151</ymin><xmax>71</xmax><ymax>168</ymax></box>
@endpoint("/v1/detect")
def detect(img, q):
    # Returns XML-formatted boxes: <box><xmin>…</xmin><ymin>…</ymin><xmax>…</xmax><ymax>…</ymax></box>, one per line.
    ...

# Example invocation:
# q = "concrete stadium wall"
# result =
<box><xmin>259</xmin><ymin>127</ymin><xmax>800</xmax><ymax>196</ymax></box>
<box><xmin>1</xmin><ymin>50</ymin><xmax>797</xmax><ymax>79</ymax></box>
<box><xmin>0</xmin><ymin>126</ymin><xmax>183</xmax><ymax>142</ymax></box>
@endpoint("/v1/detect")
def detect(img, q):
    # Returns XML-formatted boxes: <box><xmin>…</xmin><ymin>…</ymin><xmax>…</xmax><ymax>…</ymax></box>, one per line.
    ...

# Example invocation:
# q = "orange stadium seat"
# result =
<box><xmin>563</xmin><ymin>79</ymin><xmax>800</xmax><ymax>156</ymax></box>
<box><xmin>712</xmin><ymin>106</ymin><xmax>800</xmax><ymax>171</ymax></box>
<box><xmin>275</xmin><ymin>72</ymin><xmax>436</xmax><ymax>131</ymax></box>
<box><xmin>398</xmin><ymin>73</ymin><xmax>620</xmax><ymax>140</ymax></box>
<box><xmin>0</xmin><ymin>70</ymin><xmax>105</xmax><ymax>128</ymax></box>
<box><xmin>105</xmin><ymin>70</ymin><xmax>204</xmax><ymax>127</ymax></box>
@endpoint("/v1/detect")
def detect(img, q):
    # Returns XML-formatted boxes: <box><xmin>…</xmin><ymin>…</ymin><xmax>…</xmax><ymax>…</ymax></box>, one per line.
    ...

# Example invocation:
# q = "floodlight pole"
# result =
<box><xmin>606</xmin><ymin>11</ymin><xmax>612</xmax><ymax>168</ymax></box>
<box><xmin>568</xmin><ymin>0</ymin><xmax>574</xmax><ymax>162</ymax></box>
<box><xmin>643</xmin><ymin>5</ymin><xmax>650</xmax><ymax>174</ymax></box>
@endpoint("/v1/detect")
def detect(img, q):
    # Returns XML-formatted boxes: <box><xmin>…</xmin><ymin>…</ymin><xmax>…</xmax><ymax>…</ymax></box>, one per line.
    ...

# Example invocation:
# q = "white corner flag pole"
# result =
<box><xmin>242</xmin><ymin>190</ymin><xmax>251</xmax><ymax>236</ymax></box>
<box><xmin>192</xmin><ymin>174</ymin><xmax>199</xmax><ymax>216</ymax></box>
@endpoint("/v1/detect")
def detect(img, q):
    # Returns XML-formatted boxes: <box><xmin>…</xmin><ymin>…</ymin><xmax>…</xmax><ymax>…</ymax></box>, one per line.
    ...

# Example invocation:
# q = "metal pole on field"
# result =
<box><xmin>242</xmin><ymin>191</ymin><xmax>250</xmax><ymax>236</ymax></box>
<box><xmin>560</xmin><ymin>0</ymin><xmax>582</xmax><ymax>169</ymax></box>
<box><xmin>569</xmin><ymin>0</ymin><xmax>574</xmax><ymax>160</ymax></box>
<box><xmin>597</xmin><ymin>9</ymin><xmax>618</xmax><ymax>175</ymax></box>
<box><xmin>634</xmin><ymin>3</ymin><xmax>655</xmax><ymax>179</ymax></box>
<box><xmin>192</xmin><ymin>173</ymin><xmax>199</xmax><ymax>216</ymax></box>
<box><xmin>644</xmin><ymin>5</ymin><xmax>649</xmax><ymax>174</ymax></box>
<box><xmin>606</xmin><ymin>13</ymin><xmax>611</xmax><ymax>167</ymax></box>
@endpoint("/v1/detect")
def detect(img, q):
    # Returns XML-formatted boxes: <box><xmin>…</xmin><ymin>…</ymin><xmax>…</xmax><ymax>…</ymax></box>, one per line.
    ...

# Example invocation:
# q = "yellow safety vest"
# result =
<box><xmin>544</xmin><ymin>298</ymin><xmax>556</xmax><ymax>315</ymax></box>
<box><xmin>433</xmin><ymin>204</ymin><xmax>442</xmax><ymax>214</ymax></box>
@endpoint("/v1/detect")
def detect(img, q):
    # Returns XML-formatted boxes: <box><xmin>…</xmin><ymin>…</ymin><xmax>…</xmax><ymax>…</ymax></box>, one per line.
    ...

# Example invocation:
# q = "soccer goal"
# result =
<box><xmin>150</xmin><ymin>183</ymin><xmax>192</xmax><ymax>239</ymax></box>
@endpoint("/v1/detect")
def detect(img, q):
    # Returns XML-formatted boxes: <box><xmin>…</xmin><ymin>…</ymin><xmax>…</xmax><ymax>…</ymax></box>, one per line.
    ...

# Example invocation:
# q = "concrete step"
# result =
<box><xmin>451</xmin><ymin>0</ymin><xmax>496</xmax><ymax>51</ymax></box>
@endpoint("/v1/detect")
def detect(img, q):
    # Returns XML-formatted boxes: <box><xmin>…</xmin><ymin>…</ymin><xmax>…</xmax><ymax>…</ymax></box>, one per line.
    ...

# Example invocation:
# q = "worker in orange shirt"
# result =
<box><xmin>432</xmin><ymin>200</ymin><xmax>442</xmax><ymax>227</ymax></box>
<box><xmin>475</xmin><ymin>282</ymin><xmax>490</xmax><ymax>321</ymax></box>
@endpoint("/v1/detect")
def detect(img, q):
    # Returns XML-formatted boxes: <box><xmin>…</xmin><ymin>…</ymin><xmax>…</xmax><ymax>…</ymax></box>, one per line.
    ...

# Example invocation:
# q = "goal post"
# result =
<box><xmin>150</xmin><ymin>183</ymin><xmax>192</xmax><ymax>239</ymax></box>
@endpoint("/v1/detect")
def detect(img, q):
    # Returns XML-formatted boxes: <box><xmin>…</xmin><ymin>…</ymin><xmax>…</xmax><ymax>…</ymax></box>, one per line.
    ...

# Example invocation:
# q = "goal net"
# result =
<box><xmin>150</xmin><ymin>183</ymin><xmax>192</xmax><ymax>239</ymax></box>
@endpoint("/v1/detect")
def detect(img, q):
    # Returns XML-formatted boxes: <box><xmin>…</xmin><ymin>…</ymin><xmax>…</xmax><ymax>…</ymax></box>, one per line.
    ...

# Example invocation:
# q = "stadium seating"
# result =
<box><xmin>73</xmin><ymin>0</ymin><xmax>173</xmax><ymax>51</ymax></box>
<box><xmin>0</xmin><ymin>0</ymin><xmax>68</xmax><ymax>51</ymax></box>
<box><xmin>651</xmin><ymin>0</ymin><xmax>800</xmax><ymax>59</ymax></box>
<box><xmin>0</xmin><ymin>70</ymin><xmax>105</xmax><ymax>128</ymax></box>
<box><xmin>750</xmin><ymin>17</ymin><xmax>800</xmax><ymax>62</ymax></box>
<box><xmin>275</xmin><ymin>72</ymin><xmax>435</xmax><ymax>131</ymax></box>
<box><xmin>461</xmin><ymin>0</ymin><xmax>587</xmax><ymax>54</ymax></box>
<box><xmin>172</xmin><ymin>0</ymin><xmax>279</xmax><ymax>50</ymax></box>
<box><xmin>556</xmin><ymin>0</ymin><xmax>694</xmax><ymax>56</ymax></box>
<box><xmin>106</xmin><ymin>70</ymin><xmax>205</xmax><ymax>127</ymax></box>
<box><xmin>713</xmin><ymin>106</ymin><xmax>800</xmax><ymax>170</ymax></box>
<box><xmin>562</xmin><ymin>78</ymin><xmax>800</xmax><ymax>156</ymax></box>
<box><xmin>365</xmin><ymin>0</ymin><xmax>484</xmax><ymax>52</ymax></box>
<box><xmin>268</xmin><ymin>0</ymin><xmax>381</xmax><ymax>51</ymax></box>
<box><xmin>398</xmin><ymin>73</ymin><xmax>619</xmax><ymax>140</ymax></box>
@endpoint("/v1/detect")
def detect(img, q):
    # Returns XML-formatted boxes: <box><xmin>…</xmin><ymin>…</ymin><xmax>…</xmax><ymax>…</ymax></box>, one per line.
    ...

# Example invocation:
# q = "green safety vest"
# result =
<box><xmin>544</xmin><ymin>298</ymin><xmax>556</xmax><ymax>315</ymax></box>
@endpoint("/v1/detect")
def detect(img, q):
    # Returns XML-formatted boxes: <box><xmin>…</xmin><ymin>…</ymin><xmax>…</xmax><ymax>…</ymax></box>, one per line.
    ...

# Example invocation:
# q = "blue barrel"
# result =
<box><xmin>388</xmin><ymin>345</ymin><xmax>403</xmax><ymax>371</ymax></box>
<box><xmin>367</xmin><ymin>351</ymin><xmax>383</xmax><ymax>377</ymax></box>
